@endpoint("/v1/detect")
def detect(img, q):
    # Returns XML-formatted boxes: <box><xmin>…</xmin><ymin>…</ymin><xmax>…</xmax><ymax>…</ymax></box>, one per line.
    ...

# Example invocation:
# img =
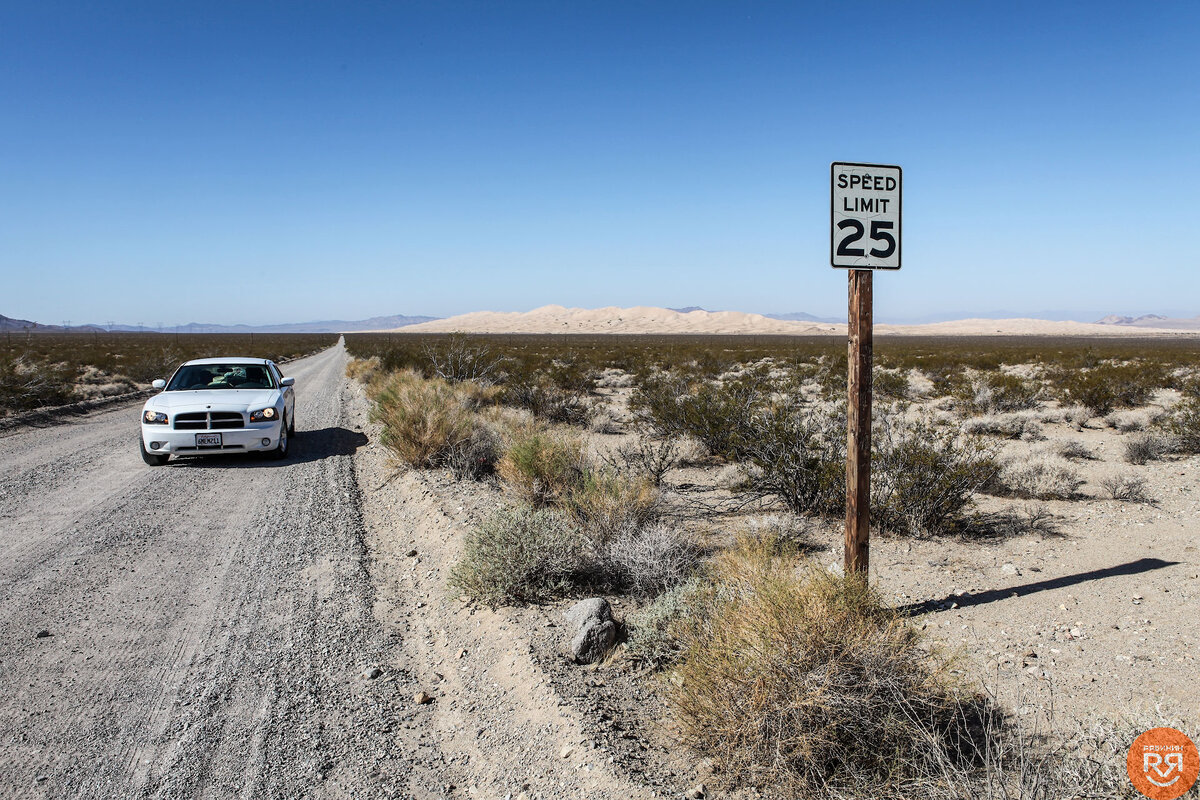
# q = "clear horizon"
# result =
<box><xmin>3</xmin><ymin>2</ymin><xmax>1198</xmax><ymax>326</ymax></box>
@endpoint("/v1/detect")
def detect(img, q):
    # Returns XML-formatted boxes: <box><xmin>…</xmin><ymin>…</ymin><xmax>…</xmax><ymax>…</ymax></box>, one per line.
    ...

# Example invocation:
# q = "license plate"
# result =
<box><xmin>196</xmin><ymin>433</ymin><xmax>222</xmax><ymax>447</ymax></box>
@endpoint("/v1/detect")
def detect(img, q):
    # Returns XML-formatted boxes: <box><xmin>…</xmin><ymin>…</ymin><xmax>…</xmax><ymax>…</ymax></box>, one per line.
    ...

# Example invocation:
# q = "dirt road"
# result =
<box><xmin>0</xmin><ymin>342</ymin><xmax>652</xmax><ymax>800</ymax></box>
<box><xmin>0</xmin><ymin>341</ymin><xmax>409</xmax><ymax>798</ymax></box>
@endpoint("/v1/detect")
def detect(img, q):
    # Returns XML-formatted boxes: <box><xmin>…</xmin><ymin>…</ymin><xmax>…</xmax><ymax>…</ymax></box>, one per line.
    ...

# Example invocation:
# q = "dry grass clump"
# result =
<box><xmin>345</xmin><ymin>356</ymin><xmax>382</xmax><ymax>384</ymax></box>
<box><xmin>669</xmin><ymin>537</ymin><xmax>993</xmax><ymax>797</ymax></box>
<box><xmin>1098</xmin><ymin>473</ymin><xmax>1154</xmax><ymax>503</ymax></box>
<box><xmin>962</xmin><ymin>411</ymin><xmax>1045</xmax><ymax>440</ymax></box>
<box><xmin>1060</xmin><ymin>403</ymin><xmax>1093</xmax><ymax>430</ymax></box>
<box><xmin>448</xmin><ymin>506</ymin><xmax>584</xmax><ymax>607</ymax></box>
<box><xmin>624</xmin><ymin>577</ymin><xmax>705</xmax><ymax>664</ymax></box>
<box><xmin>1122</xmin><ymin>432</ymin><xmax>1171</xmax><ymax>465</ymax></box>
<box><xmin>992</xmin><ymin>453</ymin><xmax>1084</xmax><ymax>500</ymax></box>
<box><xmin>497</xmin><ymin>427</ymin><xmax>586</xmax><ymax>506</ymax></box>
<box><xmin>371</xmin><ymin>370</ymin><xmax>478</xmax><ymax>469</ymax></box>
<box><xmin>587</xmin><ymin>405</ymin><xmax>622</xmax><ymax>434</ymax></box>
<box><xmin>568</xmin><ymin>469</ymin><xmax>662</xmax><ymax>543</ymax></box>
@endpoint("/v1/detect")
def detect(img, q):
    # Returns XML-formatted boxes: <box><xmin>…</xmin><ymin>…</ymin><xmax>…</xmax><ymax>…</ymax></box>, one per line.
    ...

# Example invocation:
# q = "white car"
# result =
<box><xmin>139</xmin><ymin>357</ymin><xmax>296</xmax><ymax>466</ymax></box>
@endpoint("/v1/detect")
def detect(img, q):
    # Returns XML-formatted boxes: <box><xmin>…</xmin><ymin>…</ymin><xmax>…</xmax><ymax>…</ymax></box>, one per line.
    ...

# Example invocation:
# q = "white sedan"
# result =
<box><xmin>139</xmin><ymin>357</ymin><xmax>296</xmax><ymax>466</ymax></box>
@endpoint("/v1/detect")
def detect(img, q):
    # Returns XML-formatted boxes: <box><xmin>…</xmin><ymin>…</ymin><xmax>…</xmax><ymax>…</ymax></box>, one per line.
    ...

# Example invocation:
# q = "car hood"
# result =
<box><xmin>145</xmin><ymin>389</ymin><xmax>280</xmax><ymax>413</ymax></box>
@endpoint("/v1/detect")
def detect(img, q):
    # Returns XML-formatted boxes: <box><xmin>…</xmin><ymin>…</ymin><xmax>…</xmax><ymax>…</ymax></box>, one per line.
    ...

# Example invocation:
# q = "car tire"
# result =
<box><xmin>287</xmin><ymin>412</ymin><xmax>295</xmax><ymax>437</ymax></box>
<box><xmin>140</xmin><ymin>437</ymin><xmax>169</xmax><ymax>466</ymax></box>
<box><xmin>269</xmin><ymin>414</ymin><xmax>290</xmax><ymax>460</ymax></box>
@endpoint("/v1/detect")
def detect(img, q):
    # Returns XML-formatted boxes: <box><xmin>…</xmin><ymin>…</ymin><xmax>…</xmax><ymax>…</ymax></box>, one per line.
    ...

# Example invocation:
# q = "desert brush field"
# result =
<box><xmin>345</xmin><ymin>331</ymin><xmax>1200</xmax><ymax>799</ymax></box>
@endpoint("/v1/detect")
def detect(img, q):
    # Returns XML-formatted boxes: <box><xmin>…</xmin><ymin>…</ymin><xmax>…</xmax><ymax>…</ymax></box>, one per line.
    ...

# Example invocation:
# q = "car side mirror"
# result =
<box><xmin>152</xmin><ymin>379</ymin><xmax>166</xmax><ymax>390</ymax></box>
<box><xmin>280</xmin><ymin>377</ymin><xmax>295</xmax><ymax>387</ymax></box>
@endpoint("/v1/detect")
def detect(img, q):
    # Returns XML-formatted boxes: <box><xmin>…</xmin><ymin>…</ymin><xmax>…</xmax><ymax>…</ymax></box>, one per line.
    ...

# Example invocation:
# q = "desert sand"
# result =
<box><xmin>396</xmin><ymin>305</ymin><xmax>1198</xmax><ymax>337</ymax></box>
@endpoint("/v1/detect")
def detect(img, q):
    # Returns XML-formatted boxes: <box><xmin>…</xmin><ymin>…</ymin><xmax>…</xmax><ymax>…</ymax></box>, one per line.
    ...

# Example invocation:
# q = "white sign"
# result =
<box><xmin>831</xmin><ymin>161</ymin><xmax>901</xmax><ymax>270</ymax></box>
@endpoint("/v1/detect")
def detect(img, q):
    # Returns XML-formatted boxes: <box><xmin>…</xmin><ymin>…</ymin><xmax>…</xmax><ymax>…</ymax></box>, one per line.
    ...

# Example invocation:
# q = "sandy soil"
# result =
<box><xmin>395</xmin><ymin>304</ymin><xmax>1200</xmax><ymax>337</ymax></box>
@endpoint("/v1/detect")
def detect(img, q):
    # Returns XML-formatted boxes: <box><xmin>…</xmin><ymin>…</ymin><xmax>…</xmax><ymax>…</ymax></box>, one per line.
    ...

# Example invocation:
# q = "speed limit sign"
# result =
<box><xmin>831</xmin><ymin>162</ymin><xmax>901</xmax><ymax>270</ymax></box>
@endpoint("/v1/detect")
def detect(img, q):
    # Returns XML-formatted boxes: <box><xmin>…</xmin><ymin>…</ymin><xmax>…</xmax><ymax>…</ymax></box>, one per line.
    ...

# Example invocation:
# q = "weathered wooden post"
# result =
<box><xmin>830</xmin><ymin>162</ymin><xmax>901</xmax><ymax>575</ymax></box>
<box><xmin>845</xmin><ymin>269</ymin><xmax>872</xmax><ymax>574</ymax></box>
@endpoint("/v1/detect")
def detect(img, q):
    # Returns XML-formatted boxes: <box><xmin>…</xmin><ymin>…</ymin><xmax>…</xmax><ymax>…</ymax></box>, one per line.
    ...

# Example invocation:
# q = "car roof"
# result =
<box><xmin>181</xmin><ymin>357</ymin><xmax>272</xmax><ymax>366</ymax></box>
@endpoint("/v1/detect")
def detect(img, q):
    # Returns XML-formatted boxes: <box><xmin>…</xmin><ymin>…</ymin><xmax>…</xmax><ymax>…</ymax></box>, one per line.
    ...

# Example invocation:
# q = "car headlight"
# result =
<box><xmin>249</xmin><ymin>407</ymin><xmax>278</xmax><ymax>423</ymax></box>
<box><xmin>143</xmin><ymin>410</ymin><xmax>168</xmax><ymax>425</ymax></box>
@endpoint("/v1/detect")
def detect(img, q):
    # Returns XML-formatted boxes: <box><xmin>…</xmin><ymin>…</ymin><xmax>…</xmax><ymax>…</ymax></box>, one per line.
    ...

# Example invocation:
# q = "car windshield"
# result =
<box><xmin>166</xmin><ymin>364</ymin><xmax>276</xmax><ymax>391</ymax></box>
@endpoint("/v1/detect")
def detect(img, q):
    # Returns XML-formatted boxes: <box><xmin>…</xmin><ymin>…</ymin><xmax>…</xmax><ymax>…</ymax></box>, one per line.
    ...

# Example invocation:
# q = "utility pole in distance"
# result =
<box><xmin>830</xmin><ymin>161</ymin><xmax>901</xmax><ymax>576</ymax></box>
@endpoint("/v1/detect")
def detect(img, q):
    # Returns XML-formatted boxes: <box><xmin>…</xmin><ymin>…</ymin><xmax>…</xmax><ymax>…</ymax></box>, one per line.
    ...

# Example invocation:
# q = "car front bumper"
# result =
<box><xmin>141</xmin><ymin>421</ymin><xmax>282</xmax><ymax>455</ymax></box>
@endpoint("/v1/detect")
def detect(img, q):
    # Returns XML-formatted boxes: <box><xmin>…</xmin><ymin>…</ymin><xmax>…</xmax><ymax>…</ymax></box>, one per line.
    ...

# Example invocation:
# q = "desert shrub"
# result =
<box><xmin>962</xmin><ymin>411</ymin><xmax>1045</xmax><ymax>440</ymax></box>
<box><xmin>1056</xmin><ymin>361</ymin><xmax>1168</xmax><ymax>415</ymax></box>
<box><xmin>631</xmin><ymin>371</ymin><xmax>765</xmax><ymax>459</ymax></box>
<box><xmin>371</xmin><ymin>370</ymin><xmax>476</xmax><ymax>468</ymax></box>
<box><xmin>1104</xmin><ymin>408</ymin><xmax>1162</xmax><ymax>432</ymax></box>
<box><xmin>596</xmin><ymin>367</ymin><xmax>634</xmax><ymax>388</ymax></box>
<box><xmin>991</xmin><ymin>453</ymin><xmax>1084</xmax><ymax>500</ymax></box>
<box><xmin>1048</xmin><ymin>438</ymin><xmax>1095</xmax><ymax>460</ymax></box>
<box><xmin>568</xmin><ymin>470</ymin><xmax>662</xmax><ymax>544</ymax></box>
<box><xmin>587</xmin><ymin>405</ymin><xmax>622</xmax><ymax>434</ymax></box>
<box><xmin>1161</xmin><ymin>396</ymin><xmax>1200</xmax><ymax>454</ymax></box>
<box><xmin>1098</xmin><ymin>473</ymin><xmax>1153</xmax><ymax>503</ymax></box>
<box><xmin>624</xmin><ymin>577</ymin><xmax>705</xmax><ymax>665</ymax></box>
<box><xmin>954</xmin><ymin>371</ymin><xmax>1043</xmax><ymax>414</ymax></box>
<box><xmin>670</xmin><ymin>537</ymin><xmax>993</xmax><ymax>797</ymax></box>
<box><xmin>599</xmin><ymin>524</ymin><xmax>699</xmax><ymax>597</ymax></box>
<box><xmin>497</xmin><ymin>428</ymin><xmax>585</xmax><ymax>506</ymax></box>
<box><xmin>0</xmin><ymin>356</ymin><xmax>78</xmax><ymax>412</ymax></box>
<box><xmin>872</xmin><ymin>368</ymin><xmax>910</xmax><ymax>401</ymax></box>
<box><xmin>423</xmin><ymin>332</ymin><xmax>504</xmax><ymax>384</ymax></box>
<box><xmin>501</xmin><ymin>379</ymin><xmax>590</xmax><ymax>425</ymax></box>
<box><xmin>445</xmin><ymin>423</ymin><xmax>503</xmax><ymax>480</ymax></box>
<box><xmin>598</xmin><ymin>432</ymin><xmax>681</xmax><ymax>486</ymax></box>
<box><xmin>1123</xmin><ymin>432</ymin><xmax>1171</xmax><ymax>465</ymax></box>
<box><xmin>737</xmin><ymin>399</ymin><xmax>846</xmax><ymax>516</ymax></box>
<box><xmin>449</xmin><ymin>506</ymin><xmax>584</xmax><ymax>606</ymax></box>
<box><xmin>872</xmin><ymin>422</ymin><xmax>999</xmax><ymax>536</ymax></box>
<box><xmin>1061</xmin><ymin>403</ymin><xmax>1092</xmax><ymax>430</ymax></box>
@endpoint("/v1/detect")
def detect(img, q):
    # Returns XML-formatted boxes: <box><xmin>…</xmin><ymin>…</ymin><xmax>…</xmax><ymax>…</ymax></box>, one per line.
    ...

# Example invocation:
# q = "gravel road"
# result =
<box><xmin>0</xmin><ymin>342</ymin><xmax>420</xmax><ymax>798</ymax></box>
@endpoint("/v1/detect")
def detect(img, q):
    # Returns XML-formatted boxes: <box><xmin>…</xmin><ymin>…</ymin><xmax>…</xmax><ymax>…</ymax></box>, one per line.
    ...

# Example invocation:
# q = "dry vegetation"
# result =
<box><xmin>1</xmin><ymin>331</ymin><xmax>338</xmax><ymax>416</ymax></box>
<box><xmin>347</xmin><ymin>332</ymin><xmax>1200</xmax><ymax>799</ymax></box>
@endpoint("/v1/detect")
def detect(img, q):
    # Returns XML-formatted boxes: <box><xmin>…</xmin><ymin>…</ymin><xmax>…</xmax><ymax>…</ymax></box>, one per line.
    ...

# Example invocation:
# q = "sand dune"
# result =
<box><xmin>396</xmin><ymin>306</ymin><xmax>1197</xmax><ymax>337</ymax></box>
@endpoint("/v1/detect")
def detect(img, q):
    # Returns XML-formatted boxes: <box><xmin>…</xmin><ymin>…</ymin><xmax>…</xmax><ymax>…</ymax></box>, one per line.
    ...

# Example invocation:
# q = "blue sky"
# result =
<box><xmin>2</xmin><ymin>1</ymin><xmax>1197</xmax><ymax>325</ymax></box>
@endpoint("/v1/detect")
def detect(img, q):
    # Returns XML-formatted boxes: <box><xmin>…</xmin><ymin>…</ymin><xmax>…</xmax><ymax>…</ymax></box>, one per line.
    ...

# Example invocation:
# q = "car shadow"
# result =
<box><xmin>165</xmin><ymin>426</ymin><xmax>369</xmax><ymax>469</ymax></box>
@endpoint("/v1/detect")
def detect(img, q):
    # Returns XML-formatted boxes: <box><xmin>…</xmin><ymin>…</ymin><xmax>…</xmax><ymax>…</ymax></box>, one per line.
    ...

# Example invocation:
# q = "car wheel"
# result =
<box><xmin>270</xmin><ymin>415</ymin><xmax>290</xmax><ymax>460</ymax></box>
<box><xmin>287</xmin><ymin>412</ymin><xmax>295</xmax><ymax>437</ymax></box>
<box><xmin>140</xmin><ymin>437</ymin><xmax>169</xmax><ymax>466</ymax></box>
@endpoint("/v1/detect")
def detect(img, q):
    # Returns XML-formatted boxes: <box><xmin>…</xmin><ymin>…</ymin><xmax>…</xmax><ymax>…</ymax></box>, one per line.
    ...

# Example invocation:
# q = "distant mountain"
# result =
<box><xmin>1096</xmin><ymin>314</ymin><xmax>1168</xmax><ymax>325</ymax></box>
<box><xmin>764</xmin><ymin>311</ymin><xmax>843</xmax><ymax>324</ymax></box>
<box><xmin>144</xmin><ymin>314</ymin><xmax>439</xmax><ymax>333</ymax></box>
<box><xmin>0</xmin><ymin>314</ymin><xmax>104</xmax><ymax>332</ymax></box>
<box><xmin>668</xmin><ymin>306</ymin><xmax>709</xmax><ymax>314</ymax></box>
<box><xmin>2</xmin><ymin>313</ymin><xmax>438</xmax><ymax>334</ymax></box>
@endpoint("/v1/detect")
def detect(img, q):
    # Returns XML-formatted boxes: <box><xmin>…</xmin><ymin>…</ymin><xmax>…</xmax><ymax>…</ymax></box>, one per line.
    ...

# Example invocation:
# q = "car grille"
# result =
<box><xmin>174</xmin><ymin>411</ymin><xmax>244</xmax><ymax>430</ymax></box>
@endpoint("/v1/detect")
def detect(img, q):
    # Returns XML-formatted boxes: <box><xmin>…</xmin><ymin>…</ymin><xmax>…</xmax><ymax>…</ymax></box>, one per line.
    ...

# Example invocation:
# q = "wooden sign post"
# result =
<box><xmin>845</xmin><ymin>269</ymin><xmax>872</xmax><ymax>574</ymax></box>
<box><xmin>830</xmin><ymin>162</ymin><xmax>901</xmax><ymax>575</ymax></box>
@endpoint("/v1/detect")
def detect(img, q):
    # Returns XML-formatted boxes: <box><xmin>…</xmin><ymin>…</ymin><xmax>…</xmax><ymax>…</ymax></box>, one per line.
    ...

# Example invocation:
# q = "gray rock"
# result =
<box><xmin>568</xmin><ymin>619</ymin><xmax>616</xmax><ymax>664</ymax></box>
<box><xmin>564</xmin><ymin>598</ymin><xmax>611</xmax><ymax>631</ymax></box>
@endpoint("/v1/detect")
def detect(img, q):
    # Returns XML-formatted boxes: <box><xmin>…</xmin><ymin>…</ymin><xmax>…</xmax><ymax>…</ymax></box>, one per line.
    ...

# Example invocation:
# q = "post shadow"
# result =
<box><xmin>897</xmin><ymin>557</ymin><xmax>1181</xmax><ymax>617</ymax></box>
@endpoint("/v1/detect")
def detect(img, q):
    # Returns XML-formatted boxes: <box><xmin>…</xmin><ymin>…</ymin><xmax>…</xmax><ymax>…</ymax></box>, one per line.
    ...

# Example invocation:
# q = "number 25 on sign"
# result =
<box><xmin>830</xmin><ymin>162</ymin><xmax>901</xmax><ymax>270</ymax></box>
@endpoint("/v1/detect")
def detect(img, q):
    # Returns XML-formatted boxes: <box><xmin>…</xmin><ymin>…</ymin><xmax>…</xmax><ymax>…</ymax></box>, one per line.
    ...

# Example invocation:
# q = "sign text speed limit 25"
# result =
<box><xmin>830</xmin><ymin>162</ymin><xmax>901</xmax><ymax>270</ymax></box>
